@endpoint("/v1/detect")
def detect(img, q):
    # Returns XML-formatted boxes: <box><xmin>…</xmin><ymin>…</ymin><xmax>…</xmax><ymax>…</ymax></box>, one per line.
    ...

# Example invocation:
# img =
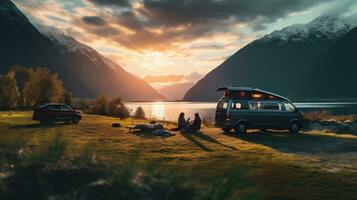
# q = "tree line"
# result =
<box><xmin>0</xmin><ymin>66</ymin><xmax>145</xmax><ymax>119</ymax></box>
<box><xmin>79</xmin><ymin>95</ymin><xmax>145</xmax><ymax>120</ymax></box>
<box><xmin>0</xmin><ymin>66</ymin><xmax>71</xmax><ymax>110</ymax></box>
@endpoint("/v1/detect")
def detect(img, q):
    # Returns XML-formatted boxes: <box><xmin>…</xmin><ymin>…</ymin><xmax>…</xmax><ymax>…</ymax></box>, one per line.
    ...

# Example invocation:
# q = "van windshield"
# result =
<box><xmin>217</xmin><ymin>100</ymin><xmax>228</xmax><ymax>110</ymax></box>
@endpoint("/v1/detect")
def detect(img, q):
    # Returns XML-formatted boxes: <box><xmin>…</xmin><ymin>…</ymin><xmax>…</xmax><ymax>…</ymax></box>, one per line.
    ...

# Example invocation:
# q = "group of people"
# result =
<box><xmin>173</xmin><ymin>112</ymin><xmax>201</xmax><ymax>133</ymax></box>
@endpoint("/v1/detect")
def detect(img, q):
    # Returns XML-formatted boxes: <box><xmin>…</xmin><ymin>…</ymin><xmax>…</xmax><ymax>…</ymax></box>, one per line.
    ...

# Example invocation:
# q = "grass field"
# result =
<box><xmin>0</xmin><ymin>111</ymin><xmax>357</xmax><ymax>200</ymax></box>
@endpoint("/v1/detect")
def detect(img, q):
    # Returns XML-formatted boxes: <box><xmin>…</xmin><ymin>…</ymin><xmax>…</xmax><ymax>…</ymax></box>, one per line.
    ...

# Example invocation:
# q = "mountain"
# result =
<box><xmin>307</xmin><ymin>27</ymin><xmax>357</xmax><ymax>100</ymax></box>
<box><xmin>0</xmin><ymin>0</ymin><xmax>163</xmax><ymax>101</ymax></box>
<box><xmin>158</xmin><ymin>82</ymin><xmax>195</xmax><ymax>101</ymax></box>
<box><xmin>184</xmin><ymin>16</ymin><xmax>354</xmax><ymax>101</ymax></box>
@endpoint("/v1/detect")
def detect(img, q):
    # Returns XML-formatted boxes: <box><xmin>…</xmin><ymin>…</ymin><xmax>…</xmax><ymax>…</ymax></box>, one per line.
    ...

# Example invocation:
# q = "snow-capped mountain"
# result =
<box><xmin>262</xmin><ymin>16</ymin><xmax>353</xmax><ymax>43</ymax></box>
<box><xmin>0</xmin><ymin>0</ymin><xmax>163</xmax><ymax>101</ymax></box>
<box><xmin>184</xmin><ymin>16</ymin><xmax>355</xmax><ymax>101</ymax></box>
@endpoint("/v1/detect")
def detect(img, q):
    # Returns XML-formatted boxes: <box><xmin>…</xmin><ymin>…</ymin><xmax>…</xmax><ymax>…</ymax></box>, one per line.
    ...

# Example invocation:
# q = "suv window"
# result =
<box><xmin>52</xmin><ymin>105</ymin><xmax>62</xmax><ymax>110</ymax></box>
<box><xmin>217</xmin><ymin>101</ymin><xmax>228</xmax><ymax>110</ymax></box>
<box><xmin>61</xmin><ymin>105</ymin><xmax>72</xmax><ymax>111</ymax></box>
<box><xmin>232</xmin><ymin>101</ymin><xmax>249</xmax><ymax>110</ymax></box>
<box><xmin>283</xmin><ymin>102</ymin><xmax>295</xmax><ymax>112</ymax></box>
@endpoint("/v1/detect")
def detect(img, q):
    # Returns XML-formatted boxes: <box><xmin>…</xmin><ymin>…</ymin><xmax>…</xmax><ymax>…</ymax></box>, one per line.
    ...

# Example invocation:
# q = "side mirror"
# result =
<box><xmin>72</xmin><ymin>106</ymin><xmax>79</xmax><ymax>110</ymax></box>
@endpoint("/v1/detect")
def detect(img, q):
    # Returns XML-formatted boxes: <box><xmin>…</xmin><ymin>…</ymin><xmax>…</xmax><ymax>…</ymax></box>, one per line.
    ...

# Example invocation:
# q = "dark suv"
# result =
<box><xmin>33</xmin><ymin>103</ymin><xmax>81</xmax><ymax>124</ymax></box>
<box><xmin>215</xmin><ymin>87</ymin><xmax>303</xmax><ymax>134</ymax></box>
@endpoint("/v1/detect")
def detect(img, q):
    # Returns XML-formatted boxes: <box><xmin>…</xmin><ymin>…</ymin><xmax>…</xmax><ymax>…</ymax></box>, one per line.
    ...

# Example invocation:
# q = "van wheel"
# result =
<box><xmin>72</xmin><ymin>116</ymin><xmax>80</xmax><ymax>124</ymax></box>
<box><xmin>222</xmin><ymin>128</ymin><xmax>231</xmax><ymax>133</ymax></box>
<box><xmin>234</xmin><ymin>123</ymin><xmax>247</xmax><ymax>134</ymax></box>
<box><xmin>289</xmin><ymin>122</ymin><xmax>300</xmax><ymax>134</ymax></box>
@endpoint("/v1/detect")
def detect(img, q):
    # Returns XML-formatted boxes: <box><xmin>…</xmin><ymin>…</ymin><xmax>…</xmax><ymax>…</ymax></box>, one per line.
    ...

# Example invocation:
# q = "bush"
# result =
<box><xmin>61</xmin><ymin>91</ymin><xmax>72</xmax><ymax>106</ymax></box>
<box><xmin>133</xmin><ymin>106</ymin><xmax>146</xmax><ymax>119</ymax></box>
<box><xmin>91</xmin><ymin>94</ymin><xmax>109</xmax><ymax>115</ymax></box>
<box><xmin>76</xmin><ymin>99</ymin><xmax>91</xmax><ymax>112</ymax></box>
<box><xmin>303</xmin><ymin>110</ymin><xmax>332</xmax><ymax>122</ymax></box>
<box><xmin>108</xmin><ymin>97</ymin><xmax>130</xmax><ymax>119</ymax></box>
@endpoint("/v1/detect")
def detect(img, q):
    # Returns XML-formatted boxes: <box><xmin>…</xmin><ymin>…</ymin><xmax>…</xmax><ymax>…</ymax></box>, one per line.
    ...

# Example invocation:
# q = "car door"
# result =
<box><xmin>61</xmin><ymin>105</ymin><xmax>73</xmax><ymax>120</ymax></box>
<box><xmin>52</xmin><ymin>105</ymin><xmax>65</xmax><ymax>120</ymax></box>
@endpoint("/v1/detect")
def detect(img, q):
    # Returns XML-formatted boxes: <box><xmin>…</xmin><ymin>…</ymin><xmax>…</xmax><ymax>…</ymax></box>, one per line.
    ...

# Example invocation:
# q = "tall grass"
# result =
<box><xmin>303</xmin><ymin>110</ymin><xmax>357</xmax><ymax>123</ymax></box>
<box><xmin>0</xmin><ymin>133</ymin><xmax>262</xmax><ymax>200</ymax></box>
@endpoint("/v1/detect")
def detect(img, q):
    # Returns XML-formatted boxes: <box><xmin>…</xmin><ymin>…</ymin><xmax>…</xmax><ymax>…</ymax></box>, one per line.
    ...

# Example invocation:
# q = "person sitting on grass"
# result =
<box><xmin>170</xmin><ymin>112</ymin><xmax>188</xmax><ymax>131</ymax></box>
<box><xmin>182</xmin><ymin>113</ymin><xmax>201</xmax><ymax>133</ymax></box>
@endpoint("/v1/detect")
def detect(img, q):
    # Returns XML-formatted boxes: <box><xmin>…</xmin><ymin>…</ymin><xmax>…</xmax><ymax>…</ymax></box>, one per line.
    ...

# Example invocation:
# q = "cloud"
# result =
<box><xmin>86</xmin><ymin>0</ymin><xmax>131</xmax><ymax>7</ymax></box>
<box><xmin>73</xmin><ymin>0</ymin><xmax>339</xmax><ymax>51</ymax></box>
<box><xmin>82</xmin><ymin>16</ymin><xmax>107</xmax><ymax>26</ymax></box>
<box><xmin>139</xmin><ymin>0</ymin><xmax>333</xmax><ymax>30</ymax></box>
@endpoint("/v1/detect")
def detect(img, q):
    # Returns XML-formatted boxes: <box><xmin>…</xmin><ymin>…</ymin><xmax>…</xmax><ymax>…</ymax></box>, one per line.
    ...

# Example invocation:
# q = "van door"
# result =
<box><xmin>215</xmin><ymin>100</ymin><xmax>229</xmax><ymax>123</ymax></box>
<box><xmin>230</xmin><ymin>100</ymin><xmax>250</xmax><ymax>125</ymax></box>
<box><xmin>247</xmin><ymin>100</ymin><xmax>282</xmax><ymax>128</ymax></box>
<box><xmin>259</xmin><ymin>101</ymin><xmax>284</xmax><ymax>128</ymax></box>
<box><xmin>247</xmin><ymin>100</ymin><xmax>263</xmax><ymax>128</ymax></box>
<box><xmin>279</xmin><ymin>101</ymin><xmax>298</xmax><ymax>128</ymax></box>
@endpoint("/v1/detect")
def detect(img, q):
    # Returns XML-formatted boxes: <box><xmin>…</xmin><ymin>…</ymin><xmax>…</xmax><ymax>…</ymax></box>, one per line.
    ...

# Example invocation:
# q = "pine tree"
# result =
<box><xmin>134</xmin><ymin>106</ymin><xmax>146</xmax><ymax>119</ymax></box>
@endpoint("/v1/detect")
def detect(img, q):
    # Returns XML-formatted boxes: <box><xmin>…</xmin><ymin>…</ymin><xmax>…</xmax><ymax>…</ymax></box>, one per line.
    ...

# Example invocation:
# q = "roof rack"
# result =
<box><xmin>217</xmin><ymin>86</ymin><xmax>292</xmax><ymax>102</ymax></box>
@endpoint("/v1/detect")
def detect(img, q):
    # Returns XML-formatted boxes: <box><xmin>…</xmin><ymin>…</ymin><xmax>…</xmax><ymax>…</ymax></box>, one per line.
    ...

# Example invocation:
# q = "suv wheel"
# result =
<box><xmin>72</xmin><ymin>116</ymin><xmax>80</xmax><ymax>124</ymax></box>
<box><xmin>222</xmin><ymin>128</ymin><xmax>231</xmax><ymax>133</ymax></box>
<box><xmin>234</xmin><ymin>123</ymin><xmax>247</xmax><ymax>134</ymax></box>
<box><xmin>289</xmin><ymin>122</ymin><xmax>300</xmax><ymax>134</ymax></box>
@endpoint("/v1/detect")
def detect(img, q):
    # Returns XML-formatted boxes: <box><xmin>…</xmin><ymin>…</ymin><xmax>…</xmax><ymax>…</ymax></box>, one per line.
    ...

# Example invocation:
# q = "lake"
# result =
<box><xmin>126</xmin><ymin>102</ymin><xmax>357</xmax><ymax>122</ymax></box>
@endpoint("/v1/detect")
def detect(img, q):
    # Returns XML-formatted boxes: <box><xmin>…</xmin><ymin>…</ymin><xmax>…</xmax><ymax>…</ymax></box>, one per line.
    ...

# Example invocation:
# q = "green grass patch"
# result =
<box><xmin>0</xmin><ymin>111</ymin><xmax>356</xmax><ymax>199</ymax></box>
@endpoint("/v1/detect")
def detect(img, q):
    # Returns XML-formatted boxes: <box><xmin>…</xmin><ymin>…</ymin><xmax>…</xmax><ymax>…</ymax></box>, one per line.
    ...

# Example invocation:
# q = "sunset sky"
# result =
<box><xmin>12</xmin><ymin>0</ymin><xmax>357</xmax><ymax>89</ymax></box>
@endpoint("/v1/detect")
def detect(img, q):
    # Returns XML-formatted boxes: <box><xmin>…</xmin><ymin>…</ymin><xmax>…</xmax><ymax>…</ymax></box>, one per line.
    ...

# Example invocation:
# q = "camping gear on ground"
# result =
<box><xmin>127</xmin><ymin>123</ymin><xmax>164</xmax><ymax>132</ymax></box>
<box><xmin>151</xmin><ymin>129</ymin><xmax>175</xmax><ymax>136</ymax></box>
<box><xmin>112</xmin><ymin>123</ymin><xmax>121</xmax><ymax>128</ymax></box>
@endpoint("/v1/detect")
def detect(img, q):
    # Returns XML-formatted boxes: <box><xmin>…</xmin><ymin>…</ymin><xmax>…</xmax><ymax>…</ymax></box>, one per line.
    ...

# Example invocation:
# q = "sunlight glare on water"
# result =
<box><xmin>151</xmin><ymin>102</ymin><xmax>165</xmax><ymax>120</ymax></box>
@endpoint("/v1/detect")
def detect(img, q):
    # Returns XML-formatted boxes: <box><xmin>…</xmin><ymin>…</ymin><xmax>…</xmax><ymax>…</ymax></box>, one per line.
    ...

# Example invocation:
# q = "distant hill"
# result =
<box><xmin>158</xmin><ymin>82</ymin><xmax>195</xmax><ymax>101</ymax></box>
<box><xmin>0</xmin><ymin>0</ymin><xmax>163</xmax><ymax>101</ymax></box>
<box><xmin>184</xmin><ymin>16</ymin><xmax>354</xmax><ymax>101</ymax></box>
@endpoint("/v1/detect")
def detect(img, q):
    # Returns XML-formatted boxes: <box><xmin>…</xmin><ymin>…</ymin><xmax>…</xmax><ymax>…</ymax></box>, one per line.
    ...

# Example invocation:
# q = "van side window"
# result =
<box><xmin>217</xmin><ymin>101</ymin><xmax>228</xmax><ymax>110</ymax></box>
<box><xmin>232</xmin><ymin>101</ymin><xmax>249</xmax><ymax>110</ymax></box>
<box><xmin>283</xmin><ymin>102</ymin><xmax>295</xmax><ymax>112</ymax></box>
<box><xmin>260</xmin><ymin>101</ymin><xmax>281</xmax><ymax>111</ymax></box>
<box><xmin>248</xmin><ymin>101</ymin><xmax>259</xmax><ymax>110</ymax></box>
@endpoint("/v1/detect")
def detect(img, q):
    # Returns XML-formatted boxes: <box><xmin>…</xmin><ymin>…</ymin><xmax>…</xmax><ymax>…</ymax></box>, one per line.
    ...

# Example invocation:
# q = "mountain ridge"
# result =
<box><xmin>0</xmin><ymin>0</ymin><xmax>164</xmax><ymax>101</ymax></box>
<box><xmin>184</xmin><ymin>16</ymin><xmax>355</xmax><ymax>101</ymax></box>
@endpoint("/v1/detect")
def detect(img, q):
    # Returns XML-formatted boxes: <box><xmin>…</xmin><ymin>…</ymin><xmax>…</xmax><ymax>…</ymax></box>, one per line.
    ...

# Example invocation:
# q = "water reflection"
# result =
<box><xmin>151</xmin><ymin>103</ymin><xmax>165</xmax><ymax>120</ymax></box>
<box><xmin>126</xmin><ymin>102</ymin><xmax>357</xmax><ymax>122</ymax></box>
